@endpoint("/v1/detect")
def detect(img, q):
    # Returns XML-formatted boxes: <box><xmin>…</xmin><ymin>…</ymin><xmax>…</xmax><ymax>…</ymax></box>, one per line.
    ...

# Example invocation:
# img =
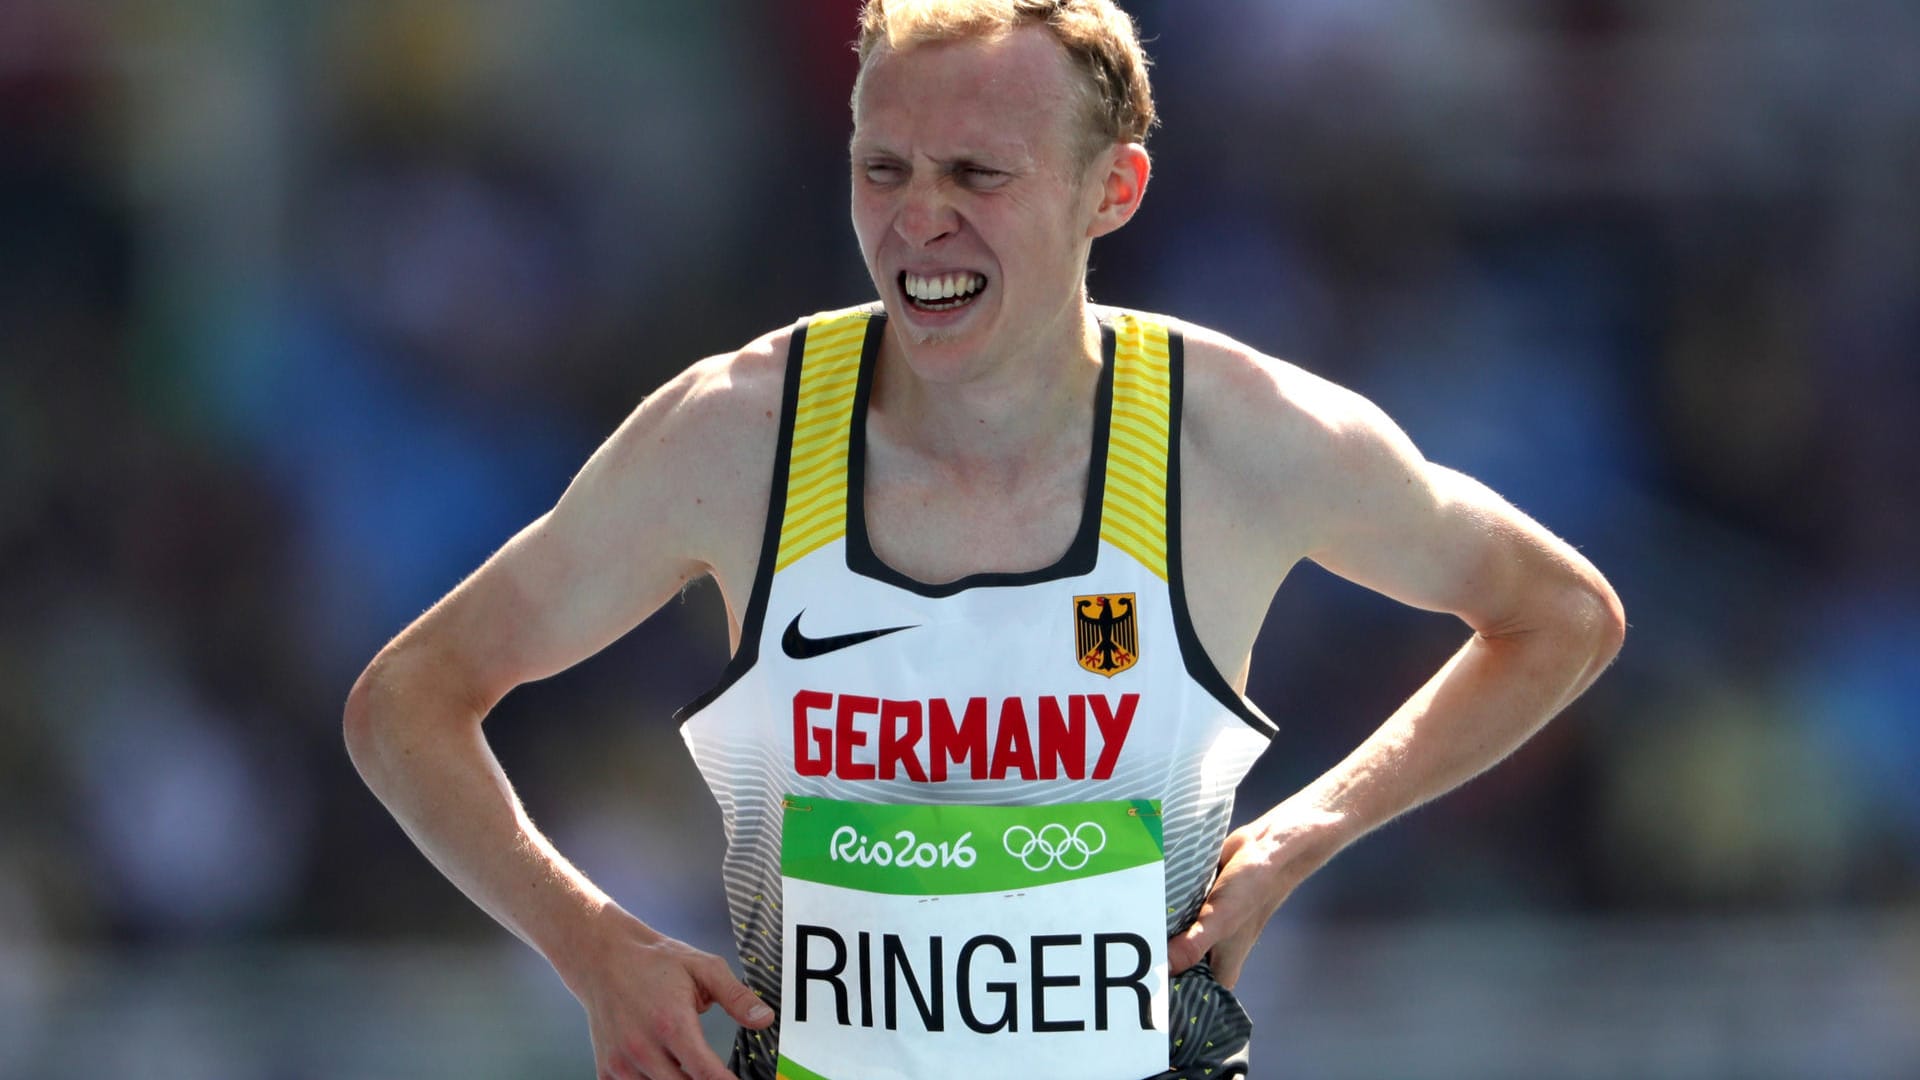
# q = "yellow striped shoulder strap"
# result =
<box><xmin>1100</xmin><ymin>312</ymin><xmax>1174</xmax><ymax>580</ymax></box>
<box><xmin>770</xmin><ymin>306</ymin><xmax>1177</xmax><ymax>579</ymax></box>
<box><xmin>775</xmin><ymin>307</ymin><xmax>873</xmax><ymax>571</ymax></box>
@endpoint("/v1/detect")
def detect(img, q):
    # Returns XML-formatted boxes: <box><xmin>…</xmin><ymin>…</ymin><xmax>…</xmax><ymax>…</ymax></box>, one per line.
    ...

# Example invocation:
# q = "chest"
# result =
<box><xmin>859</xmin><ymin>441</ymin><xmax>1091</xmax><ymax>586</ymax></box>
<box><xmin>851</xmin><ymin>437</ymin><xmax>1288</xmax><ymax>695</ymax></box>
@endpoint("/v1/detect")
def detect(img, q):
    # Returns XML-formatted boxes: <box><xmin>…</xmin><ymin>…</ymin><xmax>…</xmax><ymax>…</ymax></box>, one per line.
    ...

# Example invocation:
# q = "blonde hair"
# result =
<box><xmin>854</xmin><ymin>0</ymin><xmax>1156</xmax><ymax>161</ymax></box>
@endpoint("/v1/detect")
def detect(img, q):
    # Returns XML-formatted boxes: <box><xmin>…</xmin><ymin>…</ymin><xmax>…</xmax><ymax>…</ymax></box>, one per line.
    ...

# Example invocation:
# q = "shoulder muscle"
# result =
<box><xmin>1171</xmin><ymin>316</ymin><xmax>1605</xmax><ymax>634</ymax></box>
<box><xmin>384</xmin><ymin>323</ymin><xmax>795</xmax><ymax>711</ymax></box>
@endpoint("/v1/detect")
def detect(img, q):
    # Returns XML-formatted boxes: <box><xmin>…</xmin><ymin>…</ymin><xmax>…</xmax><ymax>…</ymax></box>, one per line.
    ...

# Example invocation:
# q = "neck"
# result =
<box><xmin>872</xmin><ymin>298</ymin><xmax>1103</xmax><ymax>474</ymax></box>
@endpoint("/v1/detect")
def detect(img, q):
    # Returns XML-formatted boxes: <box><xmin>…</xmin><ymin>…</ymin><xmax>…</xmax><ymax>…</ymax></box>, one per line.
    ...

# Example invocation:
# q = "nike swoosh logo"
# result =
<box><xmin>781</xmin><ymin>611</ymin><xmax>918</xmax><ymax>659</ymax></box>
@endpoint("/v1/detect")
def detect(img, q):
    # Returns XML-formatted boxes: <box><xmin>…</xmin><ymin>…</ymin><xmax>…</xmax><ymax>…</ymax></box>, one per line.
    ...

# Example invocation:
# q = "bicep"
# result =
<box><xmin>421</xmin><ymin>498</ymin><xmax>706</xmax><ymax>714</ymax></box>
<box><xmin>385</xmin><ymin>376</ymin><xmax>738</xmax><ymax>714</ymax></box>
<box><xmin>1300</xmin><ymin>395</ymin><xmax>1589</xmax><ymax>637</ymax></box>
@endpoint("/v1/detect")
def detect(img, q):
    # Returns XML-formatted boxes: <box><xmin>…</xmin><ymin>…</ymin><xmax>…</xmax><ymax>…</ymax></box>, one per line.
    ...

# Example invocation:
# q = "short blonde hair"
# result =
<box><xmin>855</xmin><ymin>0</ymin><xmax>1156</xmax><ymax>161</ymax></box>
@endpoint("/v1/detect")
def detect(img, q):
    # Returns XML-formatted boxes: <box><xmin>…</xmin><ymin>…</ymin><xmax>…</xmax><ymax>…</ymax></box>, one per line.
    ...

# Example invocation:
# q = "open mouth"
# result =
<box><xmin>900</xmin><ymin>270</ymin><xmax>988</xmax><ymax>313</ymax></box>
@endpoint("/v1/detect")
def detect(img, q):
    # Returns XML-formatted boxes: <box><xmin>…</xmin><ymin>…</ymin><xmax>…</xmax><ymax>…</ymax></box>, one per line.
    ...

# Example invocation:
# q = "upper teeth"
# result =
<box><xmin>905</xmin><ymin>272</ymin><xmax>985</xmax><ymax>301</ymax></box>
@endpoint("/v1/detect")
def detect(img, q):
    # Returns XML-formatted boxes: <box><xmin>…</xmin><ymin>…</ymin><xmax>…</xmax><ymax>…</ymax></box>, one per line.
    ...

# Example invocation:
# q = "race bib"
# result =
<box><xmin>776</xmin><ymin>797</ymin><xmax>1169</xmax><ymax>1080</ymax></box>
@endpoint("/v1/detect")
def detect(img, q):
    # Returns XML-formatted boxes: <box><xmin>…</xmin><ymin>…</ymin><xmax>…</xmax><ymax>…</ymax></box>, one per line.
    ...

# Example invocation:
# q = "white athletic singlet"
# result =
<box><xmin>679</xmin><ymin>306</ymin><xmax>1275</xmax><ymax>1080</ymax></box>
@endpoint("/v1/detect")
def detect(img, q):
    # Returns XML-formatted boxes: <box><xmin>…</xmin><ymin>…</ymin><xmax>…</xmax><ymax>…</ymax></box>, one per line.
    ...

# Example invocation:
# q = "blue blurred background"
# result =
<box><xmin>3</xmin><ymin>1</ymin><xmax>1917</xmax><ymax>1077</ymax></box>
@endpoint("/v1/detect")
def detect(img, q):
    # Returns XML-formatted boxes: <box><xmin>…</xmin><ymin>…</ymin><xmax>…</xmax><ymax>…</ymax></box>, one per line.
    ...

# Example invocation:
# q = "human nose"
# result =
<box><xmin>894</xmin><ymin>178</ymin><xmax>959</xmax><ymax>248</ymax></box>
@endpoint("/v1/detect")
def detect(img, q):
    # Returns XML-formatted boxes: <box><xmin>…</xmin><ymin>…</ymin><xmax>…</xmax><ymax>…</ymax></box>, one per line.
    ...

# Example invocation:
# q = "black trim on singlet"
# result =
<box><xmin>674</xmin><ymin>316</ymin><xmax>811</xmax><ymax>724</ymax></box>
<box><xmin>1164</xmin><ymin>328</ymin><xmax>1279</xmax><ymax>739</ymax></box>
<box><xmin>842</xmin><ymin>313</ymin><xmax>1117</xmax><ymax>597</ymax></box>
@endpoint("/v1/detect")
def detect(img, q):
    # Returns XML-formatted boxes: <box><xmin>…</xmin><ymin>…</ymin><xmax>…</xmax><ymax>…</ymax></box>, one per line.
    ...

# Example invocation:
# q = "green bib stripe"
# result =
<box><xmin>781</xmin><ymin>797</ymin><xmax>1164</xmax><ymax>895</ymax></box>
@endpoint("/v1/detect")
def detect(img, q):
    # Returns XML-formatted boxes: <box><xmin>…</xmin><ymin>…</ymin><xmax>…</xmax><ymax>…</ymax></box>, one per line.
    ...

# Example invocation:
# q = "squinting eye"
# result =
<box><xmin>864</xmin><ymin>163</ymin><xmax>904</xmax><ymax>183</ymax></box>
<box><xmin>960</xmin><ymin>167</ymin><xmax>1008</xmax><ymax>188</ymax></box>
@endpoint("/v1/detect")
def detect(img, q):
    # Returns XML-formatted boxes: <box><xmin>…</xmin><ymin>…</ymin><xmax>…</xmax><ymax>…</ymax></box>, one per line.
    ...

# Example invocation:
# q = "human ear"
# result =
<box><xmin>1086</xmin><ymin>142</ymin><xmax>1151</xmax><ymax>239</ymax></box>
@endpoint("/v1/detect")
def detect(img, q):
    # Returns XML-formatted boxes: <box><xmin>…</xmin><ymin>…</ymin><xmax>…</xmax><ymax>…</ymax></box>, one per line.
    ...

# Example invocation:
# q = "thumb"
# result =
<box><xmin>1168</xmin><ymin>919</ymin><xmax>1212</xmax><ymax>975</ymax></box>
<box><xmin>698</xmin><ymin>960</ymin><xmax>775</xmax><ymax>1029</ymax></box>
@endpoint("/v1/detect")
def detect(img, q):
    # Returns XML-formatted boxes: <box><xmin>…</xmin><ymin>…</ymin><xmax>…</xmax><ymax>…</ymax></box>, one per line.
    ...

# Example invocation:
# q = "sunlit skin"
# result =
<box><xmin>850</xmin><ymin>26</ymin><xmax>1149</xmax><ymax>465</ymax></box>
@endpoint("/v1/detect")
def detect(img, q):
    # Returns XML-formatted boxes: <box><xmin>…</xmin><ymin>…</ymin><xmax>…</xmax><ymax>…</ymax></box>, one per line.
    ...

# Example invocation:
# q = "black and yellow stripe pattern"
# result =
<box><xmin>1100</xmin><ymin>314</ymin><xmax>1173</xmax><ymax>580</ymax></box>
<box><xmin>774</xmin><ymin>308</ymin><xmax>1175</xmax><ymax>579</ymax></box>
<box><xmin>775</xmin><ymin>308</ymin><xmax>872</xmax><ymax>571</ymax></box>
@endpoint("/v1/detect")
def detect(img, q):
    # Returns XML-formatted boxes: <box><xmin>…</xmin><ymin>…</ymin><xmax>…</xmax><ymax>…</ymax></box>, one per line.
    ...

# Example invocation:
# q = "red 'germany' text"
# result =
<box><xmin>792</xmin><ymin>691</ymin><xmax>1138</xmax><ymax>782</ymax></box>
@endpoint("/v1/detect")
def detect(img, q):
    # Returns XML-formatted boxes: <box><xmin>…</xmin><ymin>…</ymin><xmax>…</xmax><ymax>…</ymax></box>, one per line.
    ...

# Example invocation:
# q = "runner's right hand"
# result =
<box><xmin>561</xmin><ymin>907</ymin><xmax>774</xmax><ymax>1080</ymax></box>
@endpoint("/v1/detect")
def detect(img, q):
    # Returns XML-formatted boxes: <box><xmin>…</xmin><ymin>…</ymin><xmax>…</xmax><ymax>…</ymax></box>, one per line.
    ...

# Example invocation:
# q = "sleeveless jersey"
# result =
<box><xmin>678</xmin><ymin>306</ymin><xmax>1276</xmax><ymax>1080</ymax></box>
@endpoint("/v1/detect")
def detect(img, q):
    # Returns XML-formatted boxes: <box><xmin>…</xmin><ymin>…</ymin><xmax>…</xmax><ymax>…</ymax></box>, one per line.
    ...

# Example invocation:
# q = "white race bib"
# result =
<box><xmin>776</xmin><ymin>798</ymin><xmax>1169</xmax><ymax>1080</ymax></box>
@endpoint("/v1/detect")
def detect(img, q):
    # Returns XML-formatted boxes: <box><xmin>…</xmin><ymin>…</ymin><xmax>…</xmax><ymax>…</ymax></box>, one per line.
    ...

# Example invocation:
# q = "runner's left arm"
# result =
<box><xmin>1169</xmin><ymin>359</ymin><xmax>1625</xmax><ymax>988</ymax></box>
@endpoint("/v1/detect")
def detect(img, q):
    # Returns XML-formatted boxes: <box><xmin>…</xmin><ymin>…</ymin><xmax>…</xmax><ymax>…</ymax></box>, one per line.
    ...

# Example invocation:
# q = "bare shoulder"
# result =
<box><xmin>1105</xmin><ymin>308</ymin><xmax>1419</xmax><ymax>682</ymax></box>
<box><xmin>365</xmin><ymin>322</ymin><xmax>799</xmax><ymax>709</ymax></box>
<box><xmin>608</xmin><ymin>323</ymin><xmax>792</xmax><ymax>488</ymax></box>
<box><xmin>1133</xmin><ymin>310</ymin><xmax>1391</xmax><ymax>523</ymax></box>
<box><xmin>583</xmin><ymin>322</ymin><xmax>795</xmax><ymax>594</ymax></box>
<box><xmin>1104</xmin><ymin>307</ymin><xmax>1618</xmax><ymax>680</ymax></box>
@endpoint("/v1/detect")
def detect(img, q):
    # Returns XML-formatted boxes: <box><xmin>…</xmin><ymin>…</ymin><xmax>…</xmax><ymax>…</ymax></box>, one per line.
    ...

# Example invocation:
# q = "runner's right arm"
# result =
<box><xmin>343</xmin><ymin>328</ymin><xmax>791</xmax><ymax>1080</ymax></box>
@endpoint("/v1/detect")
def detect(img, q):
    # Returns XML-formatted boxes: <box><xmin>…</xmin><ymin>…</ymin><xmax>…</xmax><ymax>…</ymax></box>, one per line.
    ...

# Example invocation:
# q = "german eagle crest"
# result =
<box><xmin>1074</xmin><ymin>593</ymin><xmax>1138</xmax><ymax>676</ymax></box>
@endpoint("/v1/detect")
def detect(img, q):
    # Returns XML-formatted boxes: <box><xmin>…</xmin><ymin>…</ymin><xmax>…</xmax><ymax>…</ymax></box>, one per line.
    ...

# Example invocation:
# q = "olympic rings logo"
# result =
<box><xmin>1002</xmin><ymin>821</ymin><xmax>1107</xmax><ymax>872</ymax></box>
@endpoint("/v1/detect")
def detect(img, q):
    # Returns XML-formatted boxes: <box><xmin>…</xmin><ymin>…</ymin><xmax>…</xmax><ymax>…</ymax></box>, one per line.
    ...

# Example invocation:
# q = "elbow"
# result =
<box><xmin>343</xmin><ymin>642</ymin><xmax>497</xmax><ymax>779</ymax></box>
<box><xmin>342</xmin><ymin>652</ymin><xmax>395</xmax><ymax>779</ymax></box>
<box><xmin>1599</xmin><ymin>581</ymin><xmax>1627</xmax><ymax>661</ymax></box>
<box><xmin>341</xmin><ymin>646</ymin><xmax>441</xmax><ymax>781</ymax></box>
<box><xmin>1565</xmin><ymin>569</ymin><xmax>1626</xmax><ymax>671</ymax></box>
<box><xmin>1490</xmin><ymin>563</ymin><xmax>1625</xmax><ymax>672</ymax></box>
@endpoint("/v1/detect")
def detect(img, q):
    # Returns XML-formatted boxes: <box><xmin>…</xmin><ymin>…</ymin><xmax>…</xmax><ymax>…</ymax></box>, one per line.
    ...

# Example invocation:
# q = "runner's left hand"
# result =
<box><xmin>1168</xmin><ymin>813</ymin><xmax>1334</xmax><ymax>989</ymax></box>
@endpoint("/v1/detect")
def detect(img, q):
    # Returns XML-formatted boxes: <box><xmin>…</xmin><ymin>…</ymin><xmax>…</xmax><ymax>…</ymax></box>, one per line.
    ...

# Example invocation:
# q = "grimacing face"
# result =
<box><xmin>850</xmin><ymin>25</ymin><xmax>1121</xmax><ymax>378</ymax></box>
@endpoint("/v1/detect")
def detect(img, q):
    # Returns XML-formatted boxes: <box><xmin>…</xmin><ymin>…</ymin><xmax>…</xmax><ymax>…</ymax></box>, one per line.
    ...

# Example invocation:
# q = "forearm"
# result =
<box><xmin>343</xmin><ymin>651</ymin><xmax>628</xmax><ymax>989</ymax></box>
<box><xmin>1257</xmin><ymin>588</ymin><xmax>1623</xmax><ymax>870</ymax></box>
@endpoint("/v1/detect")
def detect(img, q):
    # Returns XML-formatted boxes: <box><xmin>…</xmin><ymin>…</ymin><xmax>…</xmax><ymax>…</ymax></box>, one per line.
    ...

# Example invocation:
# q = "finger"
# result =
<box><xmin>1216</xmin><ymin>828</ymin><xmax>1247</xmax><ymax>865</ymax></box>
<box><xmin>665</xmin><ymin>1024</ymin><xmax>740</xmax><ymax>1080</ymax></box>
<box><xmin>623</xmin><ymin>1040</ymin><xmax>695</xmax><ymax>1080</ymax></box>
<box><xmin>1169</xmin><ymin>919</ymin><xmax>1212</xmax><ymax>974</ymax></box>
<box><xmin>596</xmin><ymin>1038</ymin><xmax>640</xmax><ymax>1080</ymax></box>
<box><xmin>1210</xmin><ymin>934</ymin><xmax>1252</xmax><ymax>990</ymax></box>
<box><xmin>656</xmin><ymin>1006</ymin><xmax>738</xmax><ymax>1080</ymax></box>
<box><xmin>694</xmin><ymin>957</ymin><xmax>776</xmax><ymax>1029</ymax></box>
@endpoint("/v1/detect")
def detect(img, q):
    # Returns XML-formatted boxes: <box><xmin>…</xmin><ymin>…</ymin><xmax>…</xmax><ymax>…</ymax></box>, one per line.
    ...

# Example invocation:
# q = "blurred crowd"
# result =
<box><xmin>3</xmin><ymin>0</ymin><xmax>1916</xmax><ymax>1006</ymax></box>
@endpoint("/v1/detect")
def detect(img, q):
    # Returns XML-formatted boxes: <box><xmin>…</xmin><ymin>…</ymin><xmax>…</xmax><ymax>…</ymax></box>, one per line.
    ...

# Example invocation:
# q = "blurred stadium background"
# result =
<box><xmin>3</xmin><ymin>1</ymin><xmax>1918</xmax><ymax>1077</ymax></box>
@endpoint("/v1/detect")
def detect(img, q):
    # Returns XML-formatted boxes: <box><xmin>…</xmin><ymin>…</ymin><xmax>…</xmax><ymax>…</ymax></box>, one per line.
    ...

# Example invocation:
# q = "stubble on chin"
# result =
<box><xmin>902</xmin><ymin>324</ymin><xmax>960</xmax><ymax>347</ymax></box>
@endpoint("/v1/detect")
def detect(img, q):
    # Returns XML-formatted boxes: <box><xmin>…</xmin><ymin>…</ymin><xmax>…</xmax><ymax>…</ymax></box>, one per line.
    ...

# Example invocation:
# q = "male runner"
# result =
<box><xmin>344</xmin><ymin>3</ymin><xmax>1625</xmax><ymax>1078</ymax></box>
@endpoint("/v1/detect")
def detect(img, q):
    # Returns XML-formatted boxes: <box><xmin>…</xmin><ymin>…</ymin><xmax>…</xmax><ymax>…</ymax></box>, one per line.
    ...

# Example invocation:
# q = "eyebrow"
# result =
<box><xmin>848</xmin><ymin>139</ymin><xmax>1031</xmax><ymax>169</ymax></box>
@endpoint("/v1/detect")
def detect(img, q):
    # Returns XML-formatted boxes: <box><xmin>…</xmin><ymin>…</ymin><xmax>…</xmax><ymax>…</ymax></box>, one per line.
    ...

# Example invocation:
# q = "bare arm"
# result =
<box><xmin>343</xmin><ymin>331</ymin><xmax>788</xmax><ymax>1079</ymax></box>
<box><xmin>1170</xmin><ymin>348</ymin><xmax>1626</xmax><ymax>986</ymax></box>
